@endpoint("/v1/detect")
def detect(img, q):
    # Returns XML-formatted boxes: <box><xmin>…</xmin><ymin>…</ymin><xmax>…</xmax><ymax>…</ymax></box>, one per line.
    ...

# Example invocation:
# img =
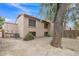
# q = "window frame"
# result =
<box><xmin>29</xmin><ymin>19</ymin><xmax>36</xmax><ymax>27</ymax></box>
<box><xmin>44</xmin><ymin>23</ymin><xmax>48</xmax><ymax>29</ymax></box>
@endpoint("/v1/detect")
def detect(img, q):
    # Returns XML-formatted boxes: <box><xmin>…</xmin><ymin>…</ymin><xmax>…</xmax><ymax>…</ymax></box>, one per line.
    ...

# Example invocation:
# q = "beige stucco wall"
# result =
<box><xmin>16</xmin><ymin>14</ymin><xmax>54</xmax><ymax>38</ymax></box>
<box><xmin>16</xmin><ymin>15</ymin><xmax>25</xmax><ymax>38</ymax></box>
<box><xmin>48</xmin><ymin>23</ymin><xmax>53</xmax><ymax>36</ymax></box>
<box><xmin>23</xmin><ymin>17</ymin><xmax>49</xmax><ymax>38</ymax></box>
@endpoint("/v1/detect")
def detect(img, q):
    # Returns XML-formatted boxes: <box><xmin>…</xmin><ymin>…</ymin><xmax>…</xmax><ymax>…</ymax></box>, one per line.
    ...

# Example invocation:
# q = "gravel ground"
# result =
<box><xmin>0</xmin><ymin>37</ymin><xmax>79</xmax><ymax>56</ymax></box>
<box><xmin>62</xmin><ymin>38</ymin><xmax>79</xmax><ymax>54</ymax></box>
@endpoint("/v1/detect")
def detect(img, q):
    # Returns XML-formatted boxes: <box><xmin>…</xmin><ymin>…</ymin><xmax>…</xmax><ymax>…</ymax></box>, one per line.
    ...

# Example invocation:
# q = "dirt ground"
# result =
<box><xmin>0</xmin><ymin>37</ymin><xmax>79</xmax><ymax>56</ymax></box>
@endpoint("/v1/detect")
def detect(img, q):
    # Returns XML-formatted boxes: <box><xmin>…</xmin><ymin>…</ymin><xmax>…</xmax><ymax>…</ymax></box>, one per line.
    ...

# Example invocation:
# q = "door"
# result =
<box><xmin>44</xmin><ymin>32</ymin><xmax>48</xmax><ymax>36</ymax></box>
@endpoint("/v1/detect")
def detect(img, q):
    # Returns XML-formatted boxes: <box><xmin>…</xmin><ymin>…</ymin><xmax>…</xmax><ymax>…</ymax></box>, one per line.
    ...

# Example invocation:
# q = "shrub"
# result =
<box><xmin>23</xmin><ymin>32</ymin><xmax>34</xmax><ymax>41</ymax></box>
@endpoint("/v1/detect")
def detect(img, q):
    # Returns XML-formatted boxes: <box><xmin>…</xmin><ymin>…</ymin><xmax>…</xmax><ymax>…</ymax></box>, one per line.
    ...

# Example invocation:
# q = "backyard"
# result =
<box><xmin>0</xmin><ymin>37</ymin><xmax>79</xmax><ymax>56</ymax></box>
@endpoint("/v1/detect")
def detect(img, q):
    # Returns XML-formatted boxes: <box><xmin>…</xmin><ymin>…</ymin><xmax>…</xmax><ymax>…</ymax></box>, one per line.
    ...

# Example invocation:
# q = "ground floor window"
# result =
<box><xmin>29</xmin><ymin>32</ymin><xmax>36</xmax><ymax>36</ymax></box>
<box><xmin>44</xmin><ymin>32</ymin><xmax>48</xmax><ymax>36</ymax></box>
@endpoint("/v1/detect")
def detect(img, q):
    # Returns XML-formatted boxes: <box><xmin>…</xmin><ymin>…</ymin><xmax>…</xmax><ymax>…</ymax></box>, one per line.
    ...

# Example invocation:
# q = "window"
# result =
<box><xmin>44</xmin><ymin>23</ymin><xmax>48</xmax><ymax>29</ymax></box>
<box><xmin>29</xmin><ymin>19</ymin><xmax>36</xmax><ymax>27</ymax></box>
<box><xmin>44</xmin><ymin>32</ymin><xmax>48</xmax><ymax>36</ymax></box>
<box><xmin>30</xmin><ymin>32</ymin><xmax>36</xmax><ymax>36</ymax></box>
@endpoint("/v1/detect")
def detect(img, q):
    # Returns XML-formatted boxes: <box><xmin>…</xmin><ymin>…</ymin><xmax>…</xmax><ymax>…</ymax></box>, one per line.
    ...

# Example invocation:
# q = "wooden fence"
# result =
<box><xmin>63</xmin><ymin>30</ymin><xmax>79</xmax><ymax>38</ymax></box>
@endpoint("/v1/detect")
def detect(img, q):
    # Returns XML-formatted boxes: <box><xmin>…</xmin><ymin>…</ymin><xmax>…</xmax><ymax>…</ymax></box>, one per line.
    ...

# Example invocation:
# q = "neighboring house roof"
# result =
<box><xmin>16</xmin><ymin>13</ymin><xmax>50</xmax><ymax>23</ymax></box>
<box><xmin>4</xmin><ymin>22</ymin><xmax>17</xmax><ymax>25</ymax></box>
<box><xmin>2</xmin><ymin>22</ymin><xmax>17</xmax><ymax>33</ymax></box>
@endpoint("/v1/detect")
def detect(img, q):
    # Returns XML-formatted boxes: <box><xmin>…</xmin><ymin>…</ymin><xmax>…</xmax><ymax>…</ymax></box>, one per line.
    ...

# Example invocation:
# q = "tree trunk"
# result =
<box><xmin>51</xmin><ymin>4</ymin><xmax>68</xmax><ymax>48</ymax></box>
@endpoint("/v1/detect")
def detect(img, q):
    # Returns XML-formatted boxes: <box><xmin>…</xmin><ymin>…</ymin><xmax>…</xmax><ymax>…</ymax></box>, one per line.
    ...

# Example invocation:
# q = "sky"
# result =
<box><xmin>0</xmin><ymin>3</ymin><xmax>74</xmax><ymax>28</ymax></box>
<box><xmin>0</xmin><ymin>3</ymin><xmax>40</xmax><ymax>23</ymax></box>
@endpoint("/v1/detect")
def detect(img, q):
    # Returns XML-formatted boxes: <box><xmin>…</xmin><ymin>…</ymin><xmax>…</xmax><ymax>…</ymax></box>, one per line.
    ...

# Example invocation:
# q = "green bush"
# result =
<box><xmin>23</xmin><ymin>32</ymin><xmax>34</xmax><ymax>41</ymax></box>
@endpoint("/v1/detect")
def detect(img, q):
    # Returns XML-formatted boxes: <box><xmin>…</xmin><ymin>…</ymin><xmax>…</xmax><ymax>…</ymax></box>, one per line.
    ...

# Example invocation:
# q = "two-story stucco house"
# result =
<box><xmin>2</xmin><ymin>13</ymin><xmax>54</xmax><ymax>38</ymax></box>
<box><xmin>2</xmin><ymin>13</ymin><xmax>67</xmax><ymax>38</ymax></box>
<box><xmin>16</xmin><ymin>13</ymin><xmax>54</xmax><ymax>38</ymax></box>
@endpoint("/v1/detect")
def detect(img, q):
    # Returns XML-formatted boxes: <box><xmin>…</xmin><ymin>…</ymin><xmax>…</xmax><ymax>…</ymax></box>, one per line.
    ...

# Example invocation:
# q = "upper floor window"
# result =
<box><xmin>29</xmin><ymin>19</ymin><xmax>36</xmax><ymax>27</ymax></box>
<box><xmin>44</xmin><ymin>23</ymin><xmax>48</xmax><ymax>29</ymax></box>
